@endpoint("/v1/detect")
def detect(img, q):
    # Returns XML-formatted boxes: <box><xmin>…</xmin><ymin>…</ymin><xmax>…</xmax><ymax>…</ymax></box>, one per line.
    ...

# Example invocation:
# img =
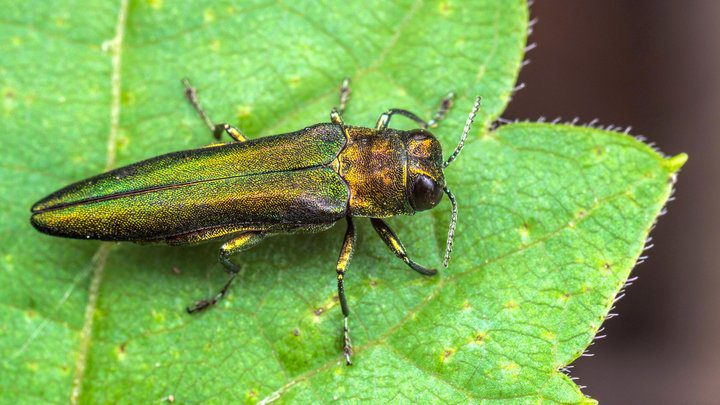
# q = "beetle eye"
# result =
<box><xmin>410</xmin><ymin>175</ymin><xmax>443</xmax><ymax>211</ymax></box>
<box><xmin>410</xmin><ymin>129</ymin><xmax>431</xmax><ymax>142</ymax></box>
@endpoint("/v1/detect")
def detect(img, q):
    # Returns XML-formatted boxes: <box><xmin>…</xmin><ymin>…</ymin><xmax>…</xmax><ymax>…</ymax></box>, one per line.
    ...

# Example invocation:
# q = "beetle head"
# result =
<box><xmin>403</xmin><ymin>96</ymin><xmax>481</xmax><ymax>268</ymax></box>
<box><xmin>403</xmin><ymin>129</ymin><xmax>446</xmax><ymax>212</ymax></box>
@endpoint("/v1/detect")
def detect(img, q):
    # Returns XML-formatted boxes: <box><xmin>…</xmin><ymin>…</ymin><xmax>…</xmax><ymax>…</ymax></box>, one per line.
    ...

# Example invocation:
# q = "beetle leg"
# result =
<box><xmin>182</xmin><ymin>78</ymin><xmax>247</xmax><ymax>142</ymax></box>
<box><xmin>187</xmin><ymin>231</ymin><xmax>267</xmax><ymax>313</ymax></box>
<box><xmin>370</xmin><ymin>218</ymin><xmax>437</xmax><ymax>276</ymax></box>
<box><xmin>375</xmin><ymin>91</ymin><xmax>456</xmax><ymax>130</ymax></box>
<box><xmin>330</xmin><ymin>108</ymin><xmax>344</xmax><ymax>125</ymax></box>
<box><xmin>336</xmin><ymin>77</ymin><xmax>351</xmax><ymax>116</ymax></box>
<box><xmin>427</xmin><ymin>92</ymin><xmax>455</xmax><ymax>128</ymax></box>
<box><xmin>375</xmin><ymin>108</ymin><xmax>428</xmax><ymax>130</ymax></box>
<box><xmin>214</xmin><ymin>123</ymin><xmax>247</xmax><ymax>142</ymax></box>
<box><xmin>336</xmin><ymin>217</ymin><xmax>356</xmax><ymax>365</ymax></box>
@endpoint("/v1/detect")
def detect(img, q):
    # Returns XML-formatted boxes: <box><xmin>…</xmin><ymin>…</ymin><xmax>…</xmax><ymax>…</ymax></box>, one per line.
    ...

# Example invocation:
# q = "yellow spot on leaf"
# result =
<box><xmin>151</xmin><ymin>309</ymin><xmax>165</xmax><ymax>323</ymax></box>
<box><xmin>210</xmin><ymin>39</ymin><xmax>221</xmax><ymax>52</ymax></box>
<box><xmin>440</xmin><ymin>348</ymin><xmax>456</xmax><ymax>363</ymax></box>
<box><xmin>245</xmin><ymin>389</ymin><xmax>258</xmax><ymax>400</ymax></box>
<box><xmin>500</xmin><ymin>360</ymin><xmax>520</xmax><ymax>378</ymax></box>
<box><xmin>518</xmin><ymin>222</ymin><xmax>530</xmax><ymax>243</ymax></box>
<box><xmin>601</xmin><ymin>262</ymin><xmax>612</xmax><ymax>274</ymax></box>
<box><xmin>116</xmin><ymin>344</ymin><xmax>127</xmax><ymax>361</ymax></box>
<box><xmin>147</xmin><ymin>0</ymin><xmax>163</xmax><ymax>10</ymax></box>
<box><xmin>287</xmin><ymin>75</ymin><xmax>302</xmax><ymax>88</ymax></box>
<box><xmin>438</xmin><ymin>1</ymin><xmax>453</xmax><ymax>15</ymax></box>
<box><xmin>204</xmin><ymin>8</ymin><xmax>216</xmax><ymax>23</ymax></box>
<box><xmin>11</xmin><ymin>37</ymin><xmax>22</xmax><ymax>47</ymax></box>
<box><xmin>236</xmin><ymin>105</ymin><xmax>253</xmax><ymax>119</ymax></box>
<box><xmin>121</xmin><ymin>90</ymin><xmax>135</xmax><ymax>105</ymax></box>
<box><xmin>504</xmin><ymin>300</ymin><xmax>518</xmax><ymax>310</ymax></box>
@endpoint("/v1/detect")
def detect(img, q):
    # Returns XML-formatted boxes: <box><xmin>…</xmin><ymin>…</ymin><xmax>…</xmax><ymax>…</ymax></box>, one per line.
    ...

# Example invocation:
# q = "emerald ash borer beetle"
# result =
<box><xmin>30</xmin><ymin>78</ymin><xmax>481</xmax><ymax>365</ymax></box>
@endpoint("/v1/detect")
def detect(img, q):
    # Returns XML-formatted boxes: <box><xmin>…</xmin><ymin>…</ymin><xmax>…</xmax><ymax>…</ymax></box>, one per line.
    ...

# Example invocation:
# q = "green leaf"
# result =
<box><xmin>0</xmin><ymin>0</ymin><xmax>684</xmax><ymax>403</ymax></box>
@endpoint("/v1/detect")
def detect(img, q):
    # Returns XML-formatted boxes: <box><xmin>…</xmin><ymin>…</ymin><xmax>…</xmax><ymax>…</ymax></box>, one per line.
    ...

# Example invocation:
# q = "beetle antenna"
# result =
<box><xmin>443</xmin><ymin>185</ymin><xmax>458</xmax><ymax>267</ymax></box>
<box><xmin>443</xmin><ymin>96</ymin><xmax>481</xmax><ymax>168</ymax></box>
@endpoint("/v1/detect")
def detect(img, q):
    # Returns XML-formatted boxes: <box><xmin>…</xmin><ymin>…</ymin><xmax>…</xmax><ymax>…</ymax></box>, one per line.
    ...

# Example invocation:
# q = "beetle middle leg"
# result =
<box><xmin>182</xmin><ymin>78</ymin><xmax>247</xmax><ymax>142</ymax></box>
<box><xmin>330</xmin><ymin>78</ymin><xmax>351</xmax><ymax>125</ymax></box>
<box><xmin>187</xmin><ymin>231</ymin><xmax>267</xmax><ymax>313</ymax></box>
<box><xmin>337</xmin><ymin>77</ymin><xmax>351</xmax><ymax>116</ymax></box>
<box><xmin>370</xmin><ymin>218</ymin><xmax>437</xmax><ymax>276</ymax></box>
<box><xmin>375</xmin><ymin>92</ymin><xmax>455</xmax><ymax>130</ymax></box>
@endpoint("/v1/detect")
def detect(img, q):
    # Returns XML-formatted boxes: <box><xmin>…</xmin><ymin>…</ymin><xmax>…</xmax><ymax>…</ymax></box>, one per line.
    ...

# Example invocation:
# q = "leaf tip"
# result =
<box><xmin>663</xmin><ymin>153</ymin><xmax>688</xmax><ymax>173</ymax></box>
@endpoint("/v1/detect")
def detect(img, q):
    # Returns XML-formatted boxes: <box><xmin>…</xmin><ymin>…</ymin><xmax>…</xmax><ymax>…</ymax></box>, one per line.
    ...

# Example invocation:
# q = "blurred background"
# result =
<box><xmin>503</xmin><ymin>2</ymin><xmax>719</xmax><ymax>402</ymax></box>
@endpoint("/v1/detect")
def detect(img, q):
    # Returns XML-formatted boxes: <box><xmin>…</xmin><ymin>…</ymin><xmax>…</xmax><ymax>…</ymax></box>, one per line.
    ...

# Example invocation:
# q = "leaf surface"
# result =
<box><xmin>0</xmin><ymin>0</ymin><xmax>684</xmax><ymax>403</ymax></box>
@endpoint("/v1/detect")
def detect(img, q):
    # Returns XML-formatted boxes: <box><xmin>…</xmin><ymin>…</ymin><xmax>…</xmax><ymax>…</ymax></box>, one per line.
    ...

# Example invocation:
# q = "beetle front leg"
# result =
<box><xmin>187</xmin><ymin>231</ymin><xmax>266</xmax><ymax>313</ymax></box>
<box><xmin>427</xmin><ymin>91</ymin><xmax>455</xmax><ymax>128</ymax></box>
<box><xmin>182</xmin><ymin>78</ymin><xmax>247</xmax><ymax>142</ymax></box>
<box><xmin>370</xmin><ymin>218</ymin><xmax>437</xmax><ymax>276</ymax></box>
<box><xmin>336</xmin><ymin>217</ymin><xmax>356</xmax><ymax>365</ymax></box>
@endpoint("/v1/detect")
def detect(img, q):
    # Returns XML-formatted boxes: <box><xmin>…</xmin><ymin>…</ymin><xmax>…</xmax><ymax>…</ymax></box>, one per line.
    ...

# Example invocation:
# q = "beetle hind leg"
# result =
<box><xmin>336</xmin><ymin>217</ymin><xmax>356</xmax><ymax>365</ymax></box>
<box><xmin>187</xmin><ymin>232</ymin><xmax>266</xmax><ymax>313</ymax></box>
<box><xmin>182</xmin><ymin>78</ymin><xmax>247</xmax><ymax>142</ymax></box>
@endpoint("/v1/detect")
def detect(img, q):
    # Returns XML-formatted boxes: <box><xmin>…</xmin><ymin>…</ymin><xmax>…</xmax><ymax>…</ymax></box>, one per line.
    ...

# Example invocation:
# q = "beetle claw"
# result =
<box><xmin>186</xmin><ymin>299</ymin><xmax>212</xmax><ymax>314</ymax></box>
<box><xmin>343</xmin><ymin>316</ymin><xmax>353</xmax><ymax>366</ymax></box>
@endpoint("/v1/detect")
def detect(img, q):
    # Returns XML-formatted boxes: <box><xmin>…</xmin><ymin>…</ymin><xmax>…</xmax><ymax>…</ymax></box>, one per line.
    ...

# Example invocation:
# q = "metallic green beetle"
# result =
<box><xmin>30</xmin><ymin>78</ymin><xmax>480</xmax><ymax>364</ymax></box>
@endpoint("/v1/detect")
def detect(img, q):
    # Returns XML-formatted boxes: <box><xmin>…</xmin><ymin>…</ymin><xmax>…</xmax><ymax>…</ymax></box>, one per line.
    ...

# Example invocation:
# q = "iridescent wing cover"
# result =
<box><xmin>31</xmin><ymin>124</ymin><xmax>349</xmax><ymax>241</ymax></box>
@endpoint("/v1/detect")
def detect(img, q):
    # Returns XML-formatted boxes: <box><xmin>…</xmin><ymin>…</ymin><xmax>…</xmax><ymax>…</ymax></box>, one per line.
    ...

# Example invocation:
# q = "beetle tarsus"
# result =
<box><xmin>183</xmin><ymin>79</ymin><xmax>248</xmax><ymax>143</ymax></box>
<box><xmin>427</xmin><ymin>91</ymin><xmax>455</xmax><ymax>128</ymax></box>
<box><xmin>182</xmin><ymin>78</ymin><xmax>216</xmax><ymax>133</ymax></box>
<box><xmin>187</xmin><ymin>270</ymin><xmax>238</xmax><ymax>313</ymax></box>
<box><xmin>186</xmin><ymin>299</ymin><xmax>211</xmax><ymax>314</ymax></box>
<box><xmin>337</xmin><ymin>77</ymin><xmax>351</xmax><ymax>116</ymax></box>
<box><xmin>406</xmin><ymin>259</ymin><xmax>438</xmax><ymax>276</ymax></box>
<box><xmin>343</xmin><ymin>316</ymin><xmax>353</xmax><ymax>366</ymax></box>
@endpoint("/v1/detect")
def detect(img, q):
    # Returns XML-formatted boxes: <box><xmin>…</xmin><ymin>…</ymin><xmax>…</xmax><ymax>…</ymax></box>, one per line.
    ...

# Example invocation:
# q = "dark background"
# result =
<box><xmin>503</xmin><ymin>2</ymin><xmax>719</xmax><ymax>403</ymax></box>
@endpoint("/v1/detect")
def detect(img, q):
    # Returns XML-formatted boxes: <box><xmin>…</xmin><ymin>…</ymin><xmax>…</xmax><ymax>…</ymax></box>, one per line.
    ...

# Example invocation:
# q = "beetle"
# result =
<box><xmin>30</xmin><ymin>78</ymin><xmax>480</xmax><ymax>364</ymax></box>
